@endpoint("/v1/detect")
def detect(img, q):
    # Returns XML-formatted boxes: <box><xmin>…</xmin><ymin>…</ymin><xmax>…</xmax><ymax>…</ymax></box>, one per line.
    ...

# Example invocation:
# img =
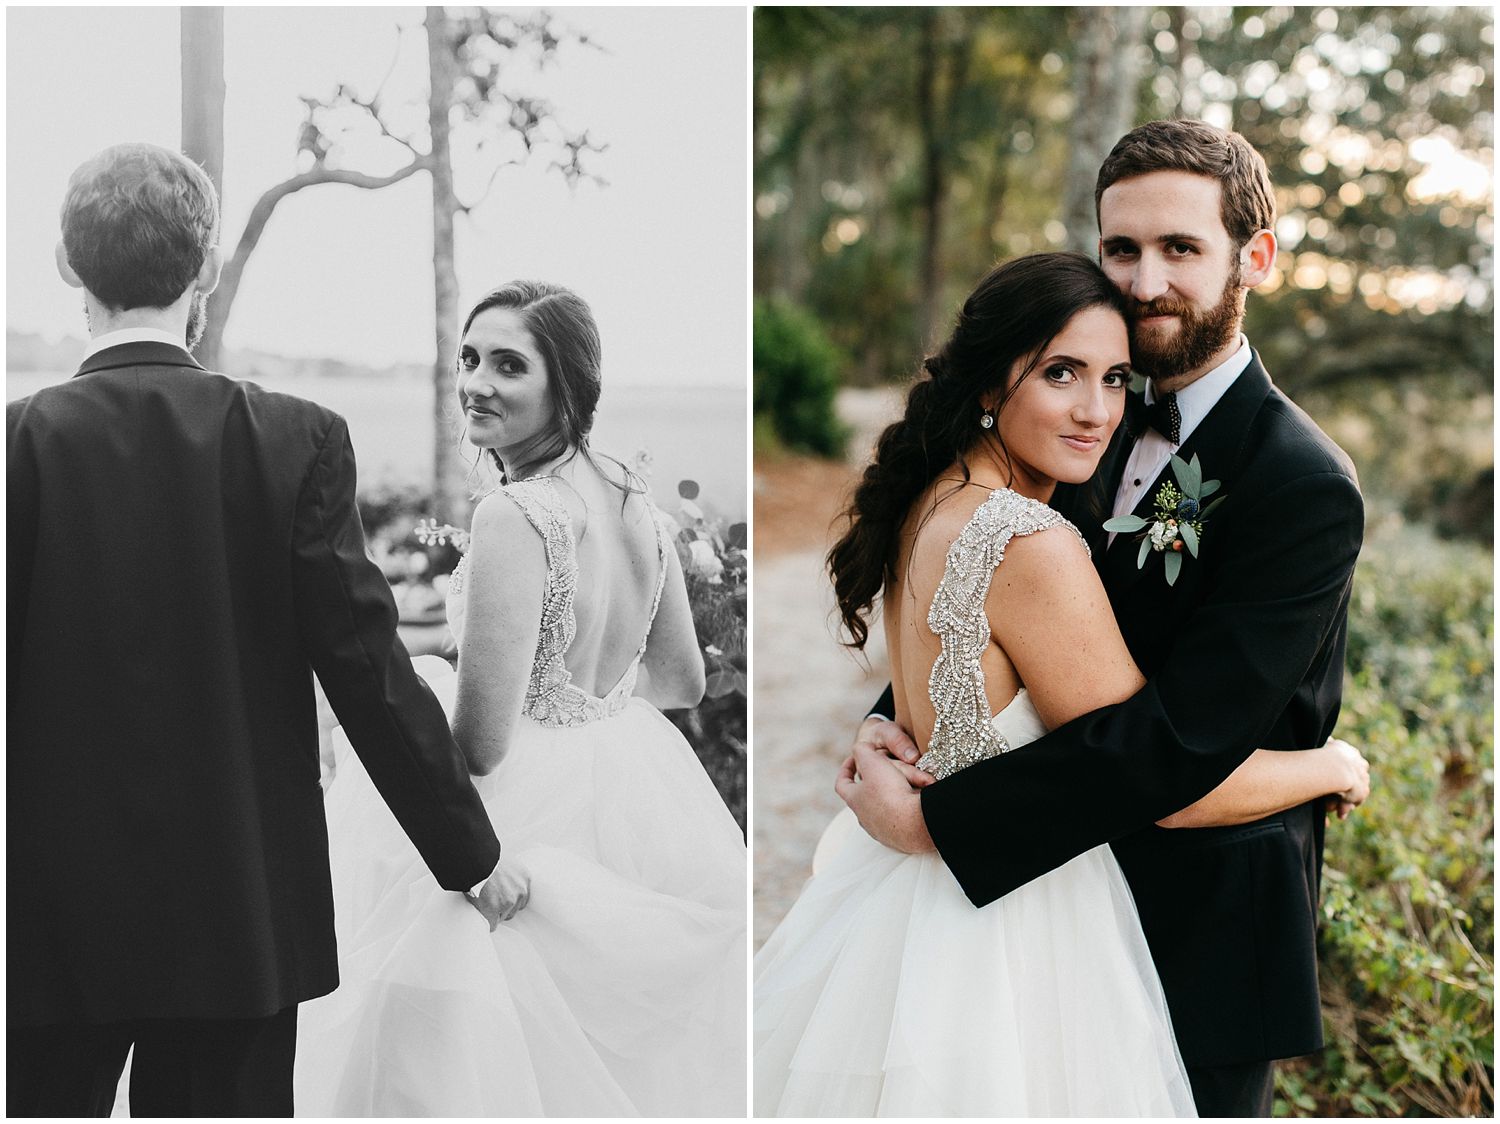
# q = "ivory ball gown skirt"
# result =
<box><xmin>753</xmin><ymin>692</ymin><xmax>1196</xmax><ymax>1118</ymax></box>
<box><xmin>295</xmin><ymin>657</ymin><xmax>746</xmax><ymax>1117</ymax></box>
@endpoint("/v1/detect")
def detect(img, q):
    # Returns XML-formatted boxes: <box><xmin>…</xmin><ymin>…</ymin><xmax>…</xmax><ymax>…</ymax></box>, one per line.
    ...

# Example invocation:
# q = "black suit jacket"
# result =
<box><xmin>8</xmin><ymin>342</ymin><xmax>500</xmax><ymax>1027</ymax></box>
<box><xmin>883</xmin><ymin>353</ymin><xmax>1362</xmax><ymax>1067</ymax></box>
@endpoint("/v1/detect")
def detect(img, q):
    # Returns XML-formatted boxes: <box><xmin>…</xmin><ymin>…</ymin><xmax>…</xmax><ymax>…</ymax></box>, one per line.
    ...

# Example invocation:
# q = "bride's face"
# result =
<box><xmin>457</xmin><ymin>307</ymin><xmax>556</xmax><ymax>457</ymax></box>
<box><xmin>992</xmin><ymin>304</ymin><xmax>1130</xmax><ymax>492</ymax></box>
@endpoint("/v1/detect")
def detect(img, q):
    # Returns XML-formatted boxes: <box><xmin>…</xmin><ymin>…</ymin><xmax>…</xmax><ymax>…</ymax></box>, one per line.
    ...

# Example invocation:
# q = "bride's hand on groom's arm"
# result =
<box><xmin>1322</xmin><ymin>736</ymin><xmax>1370</xmax><ymax>821</ymax></box>
<box><xmin>466</xmin><ymin>854</ymin><xmax>531</xmax><ymax>931</ymax></box>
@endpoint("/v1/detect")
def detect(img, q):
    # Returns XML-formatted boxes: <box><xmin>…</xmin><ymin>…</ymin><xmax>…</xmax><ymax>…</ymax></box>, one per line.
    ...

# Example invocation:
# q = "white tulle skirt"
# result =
<box><xmin>754</xmin><ymin>808</ymin><xmax>1196</xmax><ymax>1117</ymax></box>
<box><xmin>295</xmin><ymin>658</ymin><xmax>746</xmax><ymax>1117</ymax></box>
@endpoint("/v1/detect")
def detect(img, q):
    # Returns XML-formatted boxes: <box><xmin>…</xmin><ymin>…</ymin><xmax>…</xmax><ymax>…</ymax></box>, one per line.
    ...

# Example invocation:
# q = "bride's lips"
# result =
<box><xmin>466</xmin><ymin>404</ymin><xmax>500</xmax><ymax>418</ymax></box>
<box><xmin>1060</xmin><ymin>435</ymin><xmax>1101</xmax><ymax>452</ymax></box>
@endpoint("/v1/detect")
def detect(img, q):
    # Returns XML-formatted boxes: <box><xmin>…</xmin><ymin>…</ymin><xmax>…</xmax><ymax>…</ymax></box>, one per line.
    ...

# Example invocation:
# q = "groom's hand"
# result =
<box><xmin>854</xmin><ymin>715</ymin><xmax>923</xmax><ymax>768</ymax></box>
<box><xmin>466</xmin><ymin>856</ymin><xmax>530</xmax><ymax>930</ymax></box>
<box><xmin>835</xmin><ymin>742</ymin><xmax>936</xmax><ymax>854</ymax></box>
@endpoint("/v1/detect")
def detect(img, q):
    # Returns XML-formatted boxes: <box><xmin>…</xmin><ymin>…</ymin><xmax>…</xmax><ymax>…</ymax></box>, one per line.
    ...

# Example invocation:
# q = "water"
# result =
<box><xmin>7</xmin><ymin>371</ymin><xmax>747</xmax><ymax>521</ymax></box>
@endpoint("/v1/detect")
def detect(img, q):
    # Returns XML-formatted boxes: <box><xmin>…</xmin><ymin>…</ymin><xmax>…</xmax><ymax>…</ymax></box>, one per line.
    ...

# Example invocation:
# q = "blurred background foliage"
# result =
<box><xmin>754</xmin><ymin>5</ymin><xmax>1493</xmax><ymax>1115</ymax></box>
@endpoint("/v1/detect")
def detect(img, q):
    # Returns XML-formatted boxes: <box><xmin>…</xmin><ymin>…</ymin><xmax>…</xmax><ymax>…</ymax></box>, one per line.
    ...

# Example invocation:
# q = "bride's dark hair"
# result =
<box><xmin>459</xmin><ymin>280</ymin><xmax>641</xmax><ymax>500</ymax></box>
<box><xmin>827</xmin><ymin>252</ymin><xmax>1127</xmax><ymax>649</ymax></box>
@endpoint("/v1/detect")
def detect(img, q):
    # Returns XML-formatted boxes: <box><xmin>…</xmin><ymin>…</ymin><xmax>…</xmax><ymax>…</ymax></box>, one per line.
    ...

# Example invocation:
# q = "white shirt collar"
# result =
<box><xmin>1142</xmin><ymin>334</ymin><xmax>1251</xmax><ymax>448</ymax></box>
<box><xmin>82</xmin><ymin>327</ymin><xmax>193</xmax><ymax>362</ymax></box>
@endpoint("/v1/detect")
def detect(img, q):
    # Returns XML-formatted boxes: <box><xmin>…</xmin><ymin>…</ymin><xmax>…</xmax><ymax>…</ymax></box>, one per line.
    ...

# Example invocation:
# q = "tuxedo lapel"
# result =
<box><xmin>1100</xmin><ymin>353</ymin><xmax>1275</xmax><ymax>596</ymax></box>
<box><xmin>74</xmin><ymin>340</ymin><xmax>204</xmax><ymax>378</ymax></box>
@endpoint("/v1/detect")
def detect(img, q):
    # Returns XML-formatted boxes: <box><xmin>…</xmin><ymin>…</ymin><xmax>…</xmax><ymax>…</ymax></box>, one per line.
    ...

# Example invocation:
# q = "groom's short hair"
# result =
<box><xmin>60</xmin><ymin>143</ymin><xmax>219</xmax><ymax>311</ymax></box>
<box><xmin>1094</xmin><ymin>119</ymin><xmax>1275</xmax><ymax>248</ymax></box>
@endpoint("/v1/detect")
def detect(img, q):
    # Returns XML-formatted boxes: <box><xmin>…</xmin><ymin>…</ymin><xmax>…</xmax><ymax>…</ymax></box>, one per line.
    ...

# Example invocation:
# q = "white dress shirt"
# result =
<box><xmin>1108</xmin><ymin>336</ymin><xmax>1252</xmax><ymax>545</ymax></box>
<box><xmin>82</xmin><ymin>326</ymin><xmax>193</xmax><ymax>362</ymax></box>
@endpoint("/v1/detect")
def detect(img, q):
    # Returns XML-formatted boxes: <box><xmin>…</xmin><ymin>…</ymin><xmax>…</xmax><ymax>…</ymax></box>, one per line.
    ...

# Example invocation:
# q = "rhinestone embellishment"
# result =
<box><xmin>915</xmin><ymin>489</ymin><xmax>1087</xmax><ymax>780</ymax></box>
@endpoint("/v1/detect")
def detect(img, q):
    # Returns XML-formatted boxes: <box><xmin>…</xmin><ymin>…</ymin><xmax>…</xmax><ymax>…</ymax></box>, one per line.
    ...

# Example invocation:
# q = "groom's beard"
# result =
<box><xmin>1127</xmin><ymin>265</ymin><xmax>1244</xmax><ymax>381</ymax></box>
<box><xmin>185</xmin><ymin>291</ymin><xmax>209</xmax><ymax>352</ymax></box>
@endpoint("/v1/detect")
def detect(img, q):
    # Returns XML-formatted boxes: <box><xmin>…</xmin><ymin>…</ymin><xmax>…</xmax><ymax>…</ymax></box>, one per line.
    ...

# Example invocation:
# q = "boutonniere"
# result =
<box><xmin>413</xmin><ymin>518</ymin><xmax>471</xmax><ymax>554</ymax></box>
<box><xmin>1102</xmin><ymin>454</ymin><xmax>1226</xmax><ymax>586</ymax></box>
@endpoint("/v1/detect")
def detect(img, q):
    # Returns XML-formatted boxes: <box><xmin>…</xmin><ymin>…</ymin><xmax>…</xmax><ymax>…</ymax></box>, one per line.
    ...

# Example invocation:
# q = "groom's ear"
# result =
<box><xmin>195</xmin><ymin>245</ymin><xmax>224</xmax><ymax>298</ymax></box>
<box><xmin>55</xmin><ymin>241</ymin><xmax>84</xmax><ymax>290</ymax></box>
<box><xmin>1239</xmin><ymin>229</ymin><xmax>1277</xmax><ymax>289</ymax></box>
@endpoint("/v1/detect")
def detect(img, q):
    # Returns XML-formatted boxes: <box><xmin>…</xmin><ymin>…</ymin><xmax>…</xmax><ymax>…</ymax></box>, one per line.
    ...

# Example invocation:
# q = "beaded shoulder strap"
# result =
<box><xmin>494</xmin><ymin>478</ymin><xmax>580</xmax><ymax>719</ymax></box>
<box><xmin>917</xmin><ymin>489</ymin><xmax>1087</xmax><ymax>780</ymax></box>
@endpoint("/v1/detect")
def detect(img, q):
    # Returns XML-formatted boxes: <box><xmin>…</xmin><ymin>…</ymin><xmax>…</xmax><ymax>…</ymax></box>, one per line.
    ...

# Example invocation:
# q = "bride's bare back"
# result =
<box><xmin>883</xmin><ymin>480</ymin><xmax>1144</xmax><ymax>761</ymax></box>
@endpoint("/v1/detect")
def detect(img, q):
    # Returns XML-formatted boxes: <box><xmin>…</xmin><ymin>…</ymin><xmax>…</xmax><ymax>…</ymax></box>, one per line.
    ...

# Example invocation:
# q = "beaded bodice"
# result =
<box><xmin>915</xmin><ymin>488</ymin><xmax>1087</xmax><ymax>780</ymax></box>
<box><xmin>446</xmin><ymin>477</ymin><xmax>670</xmax><ymax>727</ymax></box>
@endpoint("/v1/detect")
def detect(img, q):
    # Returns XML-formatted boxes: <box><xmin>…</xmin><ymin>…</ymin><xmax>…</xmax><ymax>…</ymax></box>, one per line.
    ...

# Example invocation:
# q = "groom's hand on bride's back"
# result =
<box><xmin>854</xmin><ymin>715</ymin><xmax>923</xmax><ymax>768</ymax></box>
<box><xmin>466</xmin><ymin>855</ymin><xmax>530</xmax><ymax>930</ymax></box>
<box><xmin>835</xmin><ymin>728</ymin><xmax>937</xmax><ymax>855</ymax></box>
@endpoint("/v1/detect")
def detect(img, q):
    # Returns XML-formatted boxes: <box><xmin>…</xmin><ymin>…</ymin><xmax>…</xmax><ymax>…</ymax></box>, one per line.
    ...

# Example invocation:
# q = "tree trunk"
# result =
<box><xmin>180</xmin><ymin>6</ymin><xmax>226</xmax><ymax>367</ymax></box>
<box><xmin>426</xmin><ymin>7</ymin><xmax>465</xmax><ymax>523</ymax></box>
<box><xmin>1063</xmin><ymin>7</ymin><xmax>1147</xmax><ymax>253</ymax></box>
<box><xmin>915</xmin><ymin>8</ymin><xmax>945</xmax><ymax>350</ymax></box>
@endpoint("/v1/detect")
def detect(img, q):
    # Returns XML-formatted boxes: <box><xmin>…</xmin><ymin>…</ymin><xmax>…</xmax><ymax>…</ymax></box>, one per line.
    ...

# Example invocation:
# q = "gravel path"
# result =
<box><xmin>752</xmin><ymin>388</ymin><xmax>902</xmax><ymax>948</ymax></box>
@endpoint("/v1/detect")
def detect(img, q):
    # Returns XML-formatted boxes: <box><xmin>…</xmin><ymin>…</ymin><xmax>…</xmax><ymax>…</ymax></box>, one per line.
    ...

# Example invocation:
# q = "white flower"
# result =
<box><xmin>686</xmin><ymin>538</ymin><xmax>724</xmax><ymax>582</ymax></box>
<box><xmin>1149</xmin><ymin>520</ymin><xmax>1178</xmax><ymax>551</ymax></box>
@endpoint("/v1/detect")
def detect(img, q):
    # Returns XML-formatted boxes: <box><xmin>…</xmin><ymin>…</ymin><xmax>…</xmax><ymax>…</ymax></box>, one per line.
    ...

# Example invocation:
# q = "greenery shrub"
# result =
<box><xmin>1278</xmin><ymin>517</ymin><xmax>1494</xmax><ymax>1117</ymax></box>
<box><xmin>753</xmin><ymin>297</ymin><xmax>848</xmax><ymax>458</ymax></box>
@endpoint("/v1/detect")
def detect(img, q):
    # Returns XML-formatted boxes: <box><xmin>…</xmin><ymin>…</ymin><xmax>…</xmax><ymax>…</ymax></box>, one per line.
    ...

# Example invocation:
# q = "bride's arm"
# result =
<box><xmin>637</xmin><ymin>538</ymin><xmax>706</xmax><ymax>711</ymax></box>
<box><xmin>451</xmin><ymin>494</ymin><xmax>547</xmax><ymax>776</ymax></box>
<box><xmin>1156</xmin><ymin>738</ymin><xmax>1368</xmax><ymax>828</ymax></box>
<box><xmin>990</xmin><ymin>528</ymin><xmax>1366</xmax><ymax>825</ymax></box>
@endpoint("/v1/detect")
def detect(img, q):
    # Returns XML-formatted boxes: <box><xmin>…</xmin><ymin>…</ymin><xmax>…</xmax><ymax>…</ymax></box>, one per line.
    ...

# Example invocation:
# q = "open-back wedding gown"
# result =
<box><xmin>753</xmin><ymin>488</ymin><xmax>1196</xmax><ymax>1117</ymax></box>
<box><xmin>296</xmin><ymin>477</ymin><xmax>746</xmax><ymax>1116</ymax></box>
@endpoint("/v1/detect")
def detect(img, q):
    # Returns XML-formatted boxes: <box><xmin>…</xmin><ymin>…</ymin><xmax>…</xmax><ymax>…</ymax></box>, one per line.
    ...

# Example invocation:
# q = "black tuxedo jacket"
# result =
<box><xmin>881</xmin><ymin>353</ymin><xmax>1362</xmax><ymax>1068</ymax></box>
<box><xmin>8</xmin><ymin>342</ymin><xmax>500</xmax><ymax>1027</ymax></box>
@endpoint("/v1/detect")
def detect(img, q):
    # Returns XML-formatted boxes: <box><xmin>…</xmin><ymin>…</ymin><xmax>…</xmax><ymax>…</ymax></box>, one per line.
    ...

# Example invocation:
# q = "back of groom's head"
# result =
<box><xmin>61</xmin><ymin>143</ymin><xmax>219</xmax><ymax>311</ymax></box>
<box><xmin>1094</xmin><ymin>119</ymin><xmax>1275</xmax><ymax>247</ymax></box>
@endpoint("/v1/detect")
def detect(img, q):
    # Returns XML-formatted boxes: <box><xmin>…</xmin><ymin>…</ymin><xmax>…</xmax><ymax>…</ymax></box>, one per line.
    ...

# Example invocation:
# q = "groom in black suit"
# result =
<box><xmin>840</xmin><ymin>120</ymin><xmax>1364</xmax><ymax>1116</ymax></box>
<box><xmin>8</xmin><ymin>143</ymin><xmax>513</xmax><ymax>1116</ymax></box>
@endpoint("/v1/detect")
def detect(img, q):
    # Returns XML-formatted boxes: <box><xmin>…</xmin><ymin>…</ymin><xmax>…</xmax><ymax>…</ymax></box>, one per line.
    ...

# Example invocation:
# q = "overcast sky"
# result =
<box><xmin>6</xmin><ymin>6</ymin><xmax>748</xmax><ymax>387</ymax></box>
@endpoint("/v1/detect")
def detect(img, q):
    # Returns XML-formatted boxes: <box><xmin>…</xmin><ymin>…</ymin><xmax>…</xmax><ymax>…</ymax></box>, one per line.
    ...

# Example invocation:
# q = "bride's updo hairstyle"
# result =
<box><xmin>459</xmin><ymin>280</ymin><xmax>602</xmax><ymax>480</ymax></box>
<box><xmin>828</xmin><ymin>252</ymin><xmax>1127</xmax><ymax>648</ymax></box>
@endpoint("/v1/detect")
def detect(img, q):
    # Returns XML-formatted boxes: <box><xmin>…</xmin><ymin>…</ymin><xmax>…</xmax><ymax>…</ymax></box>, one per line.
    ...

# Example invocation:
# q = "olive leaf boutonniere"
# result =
<box><xmin>1102</xmin><ymin>454</ymin><xmax>1226</xmax><ymax>586</ymax></box>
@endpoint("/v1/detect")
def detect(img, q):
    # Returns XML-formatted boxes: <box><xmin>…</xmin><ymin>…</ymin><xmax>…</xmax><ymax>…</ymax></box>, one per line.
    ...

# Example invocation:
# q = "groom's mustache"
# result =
<box><xmin>1128</xmin><ymin>298</ymin><xmax>1194</xmax><ymax>321</ymax></box>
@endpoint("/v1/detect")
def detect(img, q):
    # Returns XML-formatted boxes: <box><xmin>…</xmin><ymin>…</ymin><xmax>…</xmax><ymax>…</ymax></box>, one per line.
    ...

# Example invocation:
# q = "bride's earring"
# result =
<box><xmin>979</xmin><ymin>410</ymin><xmax>995</xmax><ymax>430</ymax></box>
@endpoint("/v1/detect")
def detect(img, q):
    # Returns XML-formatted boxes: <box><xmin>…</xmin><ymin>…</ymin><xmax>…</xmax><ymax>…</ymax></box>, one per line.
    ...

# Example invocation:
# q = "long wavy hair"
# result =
<box><xmin>827</xmin><ymin>252</ymin><xmax>1128</xmax><ymax>649</ymax></box>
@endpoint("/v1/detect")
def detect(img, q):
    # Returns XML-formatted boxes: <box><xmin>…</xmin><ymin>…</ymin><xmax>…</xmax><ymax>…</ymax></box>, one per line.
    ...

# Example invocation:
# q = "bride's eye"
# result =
<box><xmin>1103</xmin><ymin>369</ymin><xmax>1130</xmax><ymax>388</ymax></box>
<box><xmin>1044</xmin><ymin>363</ymin><xmax>1077</xmax><ymax>384</ymax></box>
<box><xmin>457</xmin><ymin>348</ymin><xmax>479</xmax><ymax>371</ymax></box>
<box><xmin>497</xmin><ymin>356</ymin><xmax>526</xmax><ymax>376</ymax></box>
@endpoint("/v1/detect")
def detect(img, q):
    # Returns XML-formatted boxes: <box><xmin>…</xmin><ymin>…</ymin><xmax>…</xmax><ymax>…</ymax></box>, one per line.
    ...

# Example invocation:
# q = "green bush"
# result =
<box><xmin>1278</xmin><ymin>517</ymin><xmax>1494</xmax><ymax>1117</ymax></box>
<box><xmin>660</xmin><ymin>478</ymin><xmax>748</xmax><ymax>833</ymax></box>
<box><xmin>753</xmin><ymin>297</ymin><xmax>848</xmax><ymax>458</ymax></box>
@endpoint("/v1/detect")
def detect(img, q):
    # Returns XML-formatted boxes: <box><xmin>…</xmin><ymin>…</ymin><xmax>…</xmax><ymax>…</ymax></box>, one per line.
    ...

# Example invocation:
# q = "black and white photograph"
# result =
<box><xmin>8</xmin><ymin>5</ymin><xmax>747</xmax><ymax>1116</ymax></box>
<box><xmin>751</xmin><ymin>6</ymin><xmax>1492</xmax><ymax>1118</ymax></box>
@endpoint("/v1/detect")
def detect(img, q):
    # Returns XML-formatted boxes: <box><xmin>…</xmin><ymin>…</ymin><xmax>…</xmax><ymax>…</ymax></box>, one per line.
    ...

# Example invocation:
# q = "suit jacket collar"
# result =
<box><xmin>75</xmin><ymin>340</ymin><xmax>205</xmax><ymax>378</ymax></box>
<box><xmin>1100</xmin><ymin>350</ymin><xmax>1275</xmax><ymax>588</ymax></box>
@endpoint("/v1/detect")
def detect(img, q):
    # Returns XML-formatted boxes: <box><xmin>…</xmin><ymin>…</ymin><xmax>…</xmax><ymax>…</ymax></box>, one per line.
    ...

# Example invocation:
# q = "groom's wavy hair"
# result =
<box><xmin>458</xmin><ymin>281</ymin><xmax>642</xmax><ymax>501</ymax></box>
<box><xmin>828</xmin><ymin>253</ymin><xmax>1127</xmax><ymax>649</ymax></box>
<box><xmin>60</xmin><ymin>143</ymin><xmax>219</xmax><ymax>310</ymax></box>
<box><xmin>1094</xmin><ymin>119</ymin><xmax>1276</xmax><ymax>248</ymax></box>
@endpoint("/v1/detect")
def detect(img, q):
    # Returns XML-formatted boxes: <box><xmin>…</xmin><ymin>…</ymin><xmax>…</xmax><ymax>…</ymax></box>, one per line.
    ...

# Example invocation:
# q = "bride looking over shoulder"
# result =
<box><xmin>296</xmin><ymin>281</ymin><xmax>746</xmax><ymax>1118</ymax></box>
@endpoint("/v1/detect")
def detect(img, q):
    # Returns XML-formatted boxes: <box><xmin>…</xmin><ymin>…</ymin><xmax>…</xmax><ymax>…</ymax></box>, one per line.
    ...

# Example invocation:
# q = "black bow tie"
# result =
<box><xmin>1129</xmin><ymin>391</ymin><xmax>1181</xmax><ymax>445</ymax></box>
